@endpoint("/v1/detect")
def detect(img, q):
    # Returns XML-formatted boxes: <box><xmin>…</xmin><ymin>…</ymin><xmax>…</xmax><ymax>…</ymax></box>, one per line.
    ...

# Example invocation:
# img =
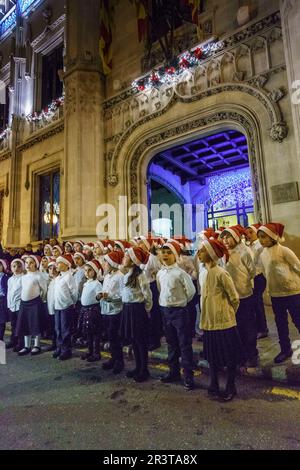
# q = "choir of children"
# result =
<box><xmin>1</xmin><ymin>221</ymin><xmax>300</xmax><ymax>402</ymax></box>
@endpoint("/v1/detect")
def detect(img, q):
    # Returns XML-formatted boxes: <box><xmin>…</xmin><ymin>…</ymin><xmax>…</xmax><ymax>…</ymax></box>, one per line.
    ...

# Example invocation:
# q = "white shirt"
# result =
<box><xmin>54</xmin><ymin>270</ymin><xmax>78</xmax><ymax>310</ymax></box>
<box><xmin>21</xmin><ymin>271</ymin><xmax>48</xmax><ymax>302</ymax></box>
<box><xmin>156</xmin><ymin>264</ymin><xmax>196</xmax><ymax>308</ymax></box>
<box><xmin>199</xmin><ymin>265</ymin><xmax>239</xmax><ymax>331</ymax></box>
<box><xmin>73</xmin><ymin>267</ymin><xmax>86</xmax><ymax>298</ymax></box>
<box><xmin>122</xmin><ymin>269</ymin><xmax>153</xmax><ymax>312</ymax></box>
<box><xmin>223</xmin><ymin>243</ymin><xmax>256</xmax><ymax>299</ymax></box>
<box><xmin>7</xmin><ymin>274</ymin><xmax>23</xmax><ymax>312</ymax></box>
<box><xmin>47</xmin><ymin>278</ymin><xmax>56</xmax><ymax>316</ymax></box>
<box><xmin>177</xmin><ymin>254</ymin><xmax>198</xmax><ymax>280</ymax></box>
<box><xmin>260</xmin><ymin>244</ymin><xmax>300</xmax><ymax>297</ymax></box>
<box><xmin>81</xmin><ymin>279</ymin><xmax>102</xmax><ymax>307</ymax></box>
<box><xmin>143</xmin><ymin>253</ymin><xmax>163</xmax><ymax>283</ymax></box>
<box><xmin>101</xmin><ymin>271</ymin><xmax>124</xmax><ymax>315</ymax></box>
<box><xmin>248</xmin><ymin>239</ymin><xmax>264</xmax><ymax>276</ymax></box>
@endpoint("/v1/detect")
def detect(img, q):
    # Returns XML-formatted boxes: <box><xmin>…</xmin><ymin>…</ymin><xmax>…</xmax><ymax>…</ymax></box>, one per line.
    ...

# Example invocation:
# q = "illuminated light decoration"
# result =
<box><xmin>0</xmin><ymin>128</ymin><xmax>10</xmax><ymax>142</ymax></box>
<box><xmin>207</xmin><ymin>167</ymin><xmax>254</xmax><ymax>209</ymax></box>
<box><xmin>26</xmin><ymin>94</ymin><xmax>64</xmax><ymax>122</ymax></box>
<box><xmin>19</xmin><ymin>0</ymin><xmax>43</xmax><ymax>17</ymax></box>
<box><xmin>132</xmin><ymin>40</ymin><xmax>224</xmax><ymax>91</ymax></box>
<box><xmin>43</xmin><ymin>201</ymin><xmax>60</xmax><ymax>225</ymax></box>
<box><xmin>0</xmin><ymin>6</ymin><xmax>17</xmax><ymax>38</ymax></box>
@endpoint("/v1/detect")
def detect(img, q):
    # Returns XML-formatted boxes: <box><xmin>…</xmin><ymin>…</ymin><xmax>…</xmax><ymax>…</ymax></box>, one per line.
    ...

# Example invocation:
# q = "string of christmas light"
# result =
<box><xmin>132</xmin><ymin>40</ymin><xmax>224</xmax><ymax>92</ymax></box>
<box><xmin>26</xmin><ymin>94</ymin><xmax>65</xmax><ymax>123</ymax></box>
<box><xmin>0</xmin><ymin>128</ymin><xmax>10</xmax><ymax>142</ymax></box>
<box><xmin>207</xmin><ymin>168</ymin><xmax>254</xmax><ymax>208</ymax></box>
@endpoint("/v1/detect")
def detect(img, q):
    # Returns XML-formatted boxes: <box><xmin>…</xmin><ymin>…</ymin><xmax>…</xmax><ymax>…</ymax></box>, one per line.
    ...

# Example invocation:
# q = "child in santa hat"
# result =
<box><xmin>43</xmin><ymin>244</ymin><xmax>53</xmax><ymax>257</ymax></box>
<box><xmin>245</xmin><ymin>224</ymin><xmax>268</xmax><ymax>339</ymax></box>
<box><xmin>72</xmin><ymin>252</ymin><xmax>87</xmax><ymax>346</ymax></box>
<box><xmin>137</xmin><ymin>236</ymin><xmax>163</xmax><ymax>351</ymax></box>
<box><xmin>46</xmin><ymin>260</ymin><xmax>59</xmax><ymax>352</ymax></box>
<box><xmin>52</xmin><ymin>245</ymin><xmax>63</xmax><ymax>259</ymax></box>
<box><xmin>120</xmin><ymin>247</ymin><xmax>153</xmax><ymax>382</ymax></box>
<box><xmin>7</xmin><ymin>259</ymin><xmax>25</xmax><ymax>351</ymax></box>
<box><xmin>258</xmin><ymin>223</ymin><xmax>300</xmax><ymax>363</ymax></box>
<box><xmin>64</xmin><ymin>241</ymin><xmax>74</xmax><ymax>255</ymax></box>
<box><xmin>53</xmin><ymin>254</ymin><xmax>78</xmax><ymax>360</ymax></box>
<box><xmin>0</xmin><ymin>259</ymin><xmax>10</xmax><ymax>343</ymax></box>
<box><xmin>16</xmin><ymin>256</ymin><xmax>48</xmax><ymax>356</ymax></box>
<box><xmin>198</xmin><ymin>239</ymin><xmax>241</xmax><ymax>402</ymax></box>
<box><xmin>157</xmin><ymin>241</ymin><xmax>196</xmax><ymax>390</ymax></box>
<box><xmin>220</xmin><ymin>225</ymin><xmax>258</xmax><ymax>368</ymax></box>
<box><xmin>97</xmin><ymin>251</ymin><xmax>124</xmax><ymax>373</ymax></box>
<box><xmin>80</xmin><ymin>259</ymin><xmax>103</xmax><ymax>362</ymax></box>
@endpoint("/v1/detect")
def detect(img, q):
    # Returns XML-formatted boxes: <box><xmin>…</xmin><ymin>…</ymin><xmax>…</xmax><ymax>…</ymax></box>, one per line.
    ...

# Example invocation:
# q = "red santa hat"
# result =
<box><xmin>94</xmin><ymin>240</ymin><xmax>105</xmax><ymax>251</ymax></box>
<box><xmin>130</xmin><ymin>238</ymin><xmax>139</xmax><ymax>246</ymax></box>
<box><xmin>198</xmin><ymin>228</ymin><xmax>218</xmax><ymax>241</ymax></box>
<box><xmin>73</xmin><ymin>252</ymin><xmax>86</xmax><ymax>263</ymax></box>
<box><xmin>115</xmin><ymin>240</ymin><xmax>132</xmax><ymax>252</ymax></box>
<box><xmin>86</xmin><ymin>259</ymin><xmax>103</xmax><ymax>276</ymax></box>
<box><xmin>83</xmin><ymin>243</ymin><xmax>95</xmax><ymax>252</ymax></box>
<box><xmin>11</xmin><ymin>258</ymin><xmax>25</xmax><ymax>270</ymax></box>
<box><xmin>56</xmin><ymin>254</ymin><xmax>73</xmax><ymax>268</ymax></box>
<box><xmin>258</xmin><ymin>223</ymin><xmax>285</xmax><ymax>242</ymax></box>
<box><xmin>215</xmin><ymin>227</ymin><xmax>226</xmax><ymax>236</ymax></box>
<box><xmin>221</xmin><ymin>225</ymin><xmax>245</xmax><ymax>243</ymax></box>
<box><xmin>127</xmin><ymin>247</ymin><xmax>149</xmax><ymax>269</ymax></box>
<box><xmin>138</xmin><ymin>235</ymin><xmax>154</xmax><ymax>251</ymax></box>
<box><xmin>74</xmin><ymin>240</ymin><xmax>84</xmax><ymax>248</ymax></box>
<box><xmin>53</xmin><ymin>245</ymin><xmax>63</xmax><ymax>255</ymax></box>
<box><xmin>0</xmin><ymin>259</ymin><xmax>9</xmax><ymax>272</ymax></box>
<box><xmin>246</xmin><ymin>223</ymin><xmax>261</xmax><ymax>234</ymax></box>
<box><xmin>163</xmin><ymin>241</ymin><xmax>181</xmax><ymax>260</ymax></box>
<box><xmin>201</xmin><ymin>239</ymin><xmax>229</xmax><ymax>263</ymax></box>
<box><xmin>48</xmin><ymin>258</ymin><xmax>58</xmax><ymax>268</ymax></box>
<box><xmin>65</xmin><ymin>241</ymin><xmax>73</xmax><ymax>249</ymax></box>
<box><xmin>104</xmin><ymin>251</ymin><xmax>124</xmax><ymax>269</ymax></box>
<box><xmin>26</xmin><ymin>255</ymin><xmax>42</xmax><ymax>268</ymax></box>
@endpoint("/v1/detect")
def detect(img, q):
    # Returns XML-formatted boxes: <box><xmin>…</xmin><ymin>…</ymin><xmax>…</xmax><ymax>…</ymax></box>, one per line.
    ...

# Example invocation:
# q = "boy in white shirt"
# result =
<box><xmin>258</xmin><ymin>223</ymin><xmax>300</xmax><ymax>363</ymax></box>
<box><xmin>72</xmin><ymin>252</ymin><xmax>87</xmax><ymax>345</ymax></box>
<box><xmin>157</xmin><ymin>241</ymin><xmax>196</xmax><ymax>390</ymax></box>
<box><xmin>53</xmin><ymin>254</ymin><xmax>78</xmax><ymax>361</ymax></box>
<box><xmin>221</xmin><ymin>225</ymin><xmax>258</xmax><ymax>368</ymax></box>
<box><xmin>7</xmin><ymin>259</ymin><xmax>25</xmax><ymax>352</ymax></box>
<box><xmin>46</xmin><ymin>260</ymin><xmax>59</xmax><ymax>352</ymax></box>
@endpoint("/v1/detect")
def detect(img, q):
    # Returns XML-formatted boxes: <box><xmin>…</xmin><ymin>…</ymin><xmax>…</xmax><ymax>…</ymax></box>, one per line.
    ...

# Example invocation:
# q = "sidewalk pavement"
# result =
<box><xmin>148</xmin><ymin>307</ymin><xmax>300</xmax><ymax>386</ymax></box>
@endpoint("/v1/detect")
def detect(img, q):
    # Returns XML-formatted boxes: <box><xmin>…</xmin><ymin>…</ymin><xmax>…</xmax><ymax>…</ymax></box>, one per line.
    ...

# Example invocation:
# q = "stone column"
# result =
<box><xmin>281</xmin><ymin>0</ymin><xmax>300</xmax><ymax>163</ymax></box>
<box><xmin>62</xmin><ymin>0</ymin><xmax>105</xmax><ymax>240</ymax></box>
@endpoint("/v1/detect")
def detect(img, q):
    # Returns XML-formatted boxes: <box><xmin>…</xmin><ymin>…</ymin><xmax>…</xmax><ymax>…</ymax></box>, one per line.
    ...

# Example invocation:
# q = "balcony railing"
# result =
<box><xmin>26</xmin><ymin>95</ymin><xmax>64</xmax><ymax>135</ymax></box>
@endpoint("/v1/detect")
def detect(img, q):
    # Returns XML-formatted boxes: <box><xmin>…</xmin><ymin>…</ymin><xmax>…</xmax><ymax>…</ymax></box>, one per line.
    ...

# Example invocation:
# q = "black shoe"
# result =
<box><xmin>52</xmin><ymin>350</ymin><xmax>61</xmax><ymax>359</ymax></box>
<box><xmin>81</xmin><ymin>352</ymin><xmax>92</xmax><ymax>361</ymax></box>
<box><xmin>18</xmin><ymin>347</ymin><xmax>31</xmax><ymax>356</ymax></box>
<box><xmin>31</xmin><ymin>347</ymin><xmax>41</xmax><ymax>356</ymax></box>
<box><xmin>274</xmin><ymin>350</ymin><xmax>293</xmax><ymax>364</ymax></box>
<box><xmin>218</xmin><ymin>387</ymin><xmax>237</xmax><ymax>402</ymax></box>
<box><xmin>183</xmin><ymin>376</ymin><xmax>195</xmax><ymax>391</ymax></box>
<box><xmin>207</xmin><ymin>386</ymin><xmax>220</xmax><ymax>398</ymax></box>
<box><xmin>102</xmin><ymin>359</ymin><xmax>114</xmax><ymax>370</ymax></box>
<box><xmin>257</xmin><ymin>331</ymin><xmax>268</xmax><ymax>340</ymax></box>
<box><xmin>13</xmin><ymin>346</ymin><xmax>20</xmax><ymax>353</ymax></box>
<box><xmin>6</xmin><ymin>341</ymin><xmax>15</xmax><ymax>349</ymax></box>
<box><xmin>87</xmin><ymin>354</ymin><xmax>101</xmax><ymax>363</ymax></box>
<box><xmin>126</xmin><ymin>369</ymin><xmax>139</xmax><ymax>378</ymax></box>
<box><xmin>59</xmin><ymin>352</ymin><xmax>72</xmax><ymax>361</ymax></box>
<box><xmin>113</xmin><ymin>361</ymin><xmax>124</xmax><ymax>375</ymax></box>
<box><xmin>134</xmin><ymin>371</ymin><xmax>150</xmax><ymax>383</ymax></box>
<box><xmin>160</xmin><ymin>373</ymin><xmax>181</xmax><ymax>384</ymax></box>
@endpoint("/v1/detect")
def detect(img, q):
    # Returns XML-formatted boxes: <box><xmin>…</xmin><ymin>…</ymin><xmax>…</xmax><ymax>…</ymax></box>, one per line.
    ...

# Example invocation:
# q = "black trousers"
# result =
<box><xmin>236</xmin><ymin>296</ymin><xmax>258</xmax><ymax>364</ymax></box>
<box><xmin>87</xmin><ymin>333</ymin><xmax>101</xmax><ymax>356</ymax></box>
<box><xmin>0</xmin><ymin>323</ymin><xmax>5</xmax><ymax>341</ymax></box>
<box><xmin>55</xmin><ymin>306</ymin><xmax>74</xmax><ymax>355</ymax></box>
<box><xmin>161</xmin><ymin>306</ymin><xmax>194</xmax><ymax>377</ymax></box>
<box><xmin>271</xmin><ymin>294</ymin><xmax>300</xmax><ymax>353</ymax></box>
<box><xmin>9</xmin><ymin>310</ymin><xmax>24</xmax><ymax>349</ymax></box>
<box><xmin>105</xmin><ymin>313</ymin><xmax>123</xmax><ymax>364</ymax></box>
<box><xmin>132</xmin><ymin>339</ymin><xmax>148</xmax><ymax>375</ymax></box>
<box><xmin>253</xmin><ymin>274</ymin><xmax>268</xmax><ymax>333</ymax></box>
<box><xmin>148</xmin><ymin>282</ymin><xmax>163</xmax><ymax>349</ymax></box>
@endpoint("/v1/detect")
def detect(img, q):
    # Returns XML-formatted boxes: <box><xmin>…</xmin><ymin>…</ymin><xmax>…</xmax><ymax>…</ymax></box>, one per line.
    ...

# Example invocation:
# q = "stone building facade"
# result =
<box><xmin>0</xmin><ymin>0</ymin><xmax>299</xmax><ymax>254</ymax></box>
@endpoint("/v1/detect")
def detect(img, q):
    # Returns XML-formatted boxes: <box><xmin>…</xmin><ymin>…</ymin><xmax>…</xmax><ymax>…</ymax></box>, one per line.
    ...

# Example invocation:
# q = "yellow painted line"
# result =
<box><xmin>268</xmin><ymin>387</ymin><xmax>300</xmax><ymax>400</ymax></box>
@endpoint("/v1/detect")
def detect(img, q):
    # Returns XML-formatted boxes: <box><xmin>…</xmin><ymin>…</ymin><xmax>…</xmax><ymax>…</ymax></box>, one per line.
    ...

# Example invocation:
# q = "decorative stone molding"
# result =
<box><xmin>107</xmin><ymin>174</ymin><xmax>118</xmax><ymax>187</ymax></box>
<box><xmin>18</xmin><ymin>121</ymin><xmax>64</xmax><ymax>152</ymax></box>
<box><xmin>270</xmin><ymin>122</ymin><xmax>289</xmax><ymax>143</ymax></box>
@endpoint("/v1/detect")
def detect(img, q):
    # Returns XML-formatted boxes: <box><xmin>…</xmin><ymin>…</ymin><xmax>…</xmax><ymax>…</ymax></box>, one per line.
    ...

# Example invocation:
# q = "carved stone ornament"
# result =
<box><xmin>268</xmin><ymin>88</ymin><xmax>286</xmax><ymax>103</ymax></box>
<box><xmin>270</xmin><ymin>122</ymin><xmax>288</xmax><ymax>143</ymax></box>
<box><xmin>107</xmin><ymin>174</ymin><xmax>118</xmax><ymax>186</ymax></box>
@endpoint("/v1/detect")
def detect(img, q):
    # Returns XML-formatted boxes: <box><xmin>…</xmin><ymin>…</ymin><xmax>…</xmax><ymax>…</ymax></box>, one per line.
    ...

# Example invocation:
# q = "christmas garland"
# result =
<box><xmin>26</xmin><ymin>95</ymin><xmax>65</xmax><ymax>123</ymax></box>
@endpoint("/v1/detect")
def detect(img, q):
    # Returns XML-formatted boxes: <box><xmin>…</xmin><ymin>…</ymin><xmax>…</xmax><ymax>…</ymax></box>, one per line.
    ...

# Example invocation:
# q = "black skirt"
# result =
<box><xmin>120</xmin><ymin>303</ymin><xmax>149</xmax><ymax>346</ymax></box>
<box><xmin>81</xmin><ymin>304</ymin><xmax>102</xmax><ymax>335</ymax></box>
<box><xmin>203</xmin><ymin>327</ymin><xmax>243</xmax><ymax>368</ymax></box>
<box><xmin>16</xmin><ymin>297</ymin><xmax>44</xmax><ymax>336</ymax></box>
<box><xmin>0</xmin><ymin>296</ymin><xmax>9</xmax><ymax>323</ymax></box>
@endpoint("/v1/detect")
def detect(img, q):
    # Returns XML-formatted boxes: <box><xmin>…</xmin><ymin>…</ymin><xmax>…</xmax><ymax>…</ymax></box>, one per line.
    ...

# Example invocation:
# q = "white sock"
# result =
<box><xmin>24</xmin><ymin>336</ymin><xmax>31</xmax><ymax>348</ymax></box>
<box><xmin>34</xmin><ymin>336</ymin><xmax>40</xmax><ymax>348</ymax></box>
